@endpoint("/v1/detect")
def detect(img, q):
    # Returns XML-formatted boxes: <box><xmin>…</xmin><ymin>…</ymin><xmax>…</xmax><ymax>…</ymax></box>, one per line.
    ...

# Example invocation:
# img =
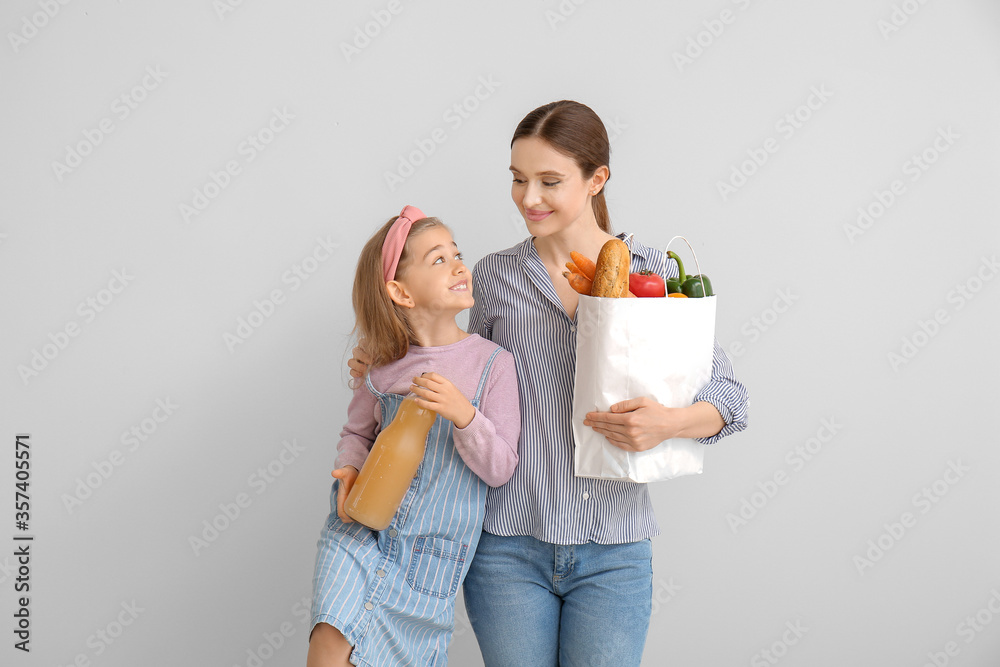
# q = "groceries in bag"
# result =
<box><xmin>571</xmin><ymin>235</ymin><xmax>717</xmax><ymax>482</ymax></box>
<box><xmin>563</xmin><ymin>239</ymin><xmax>717</xmax><ymax>299</ymax></box>
<box><xmin>562</xmin><ymin>241</ymin><xmax>636</xmax><ymax>297</ymax></box>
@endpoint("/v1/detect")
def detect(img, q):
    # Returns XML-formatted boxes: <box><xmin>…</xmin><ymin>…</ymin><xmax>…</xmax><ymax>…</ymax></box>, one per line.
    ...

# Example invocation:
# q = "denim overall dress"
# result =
<box><xmin>311</xmin><ymin>346</ymin><xmax>502</xmax><ymax>666</ymax></box>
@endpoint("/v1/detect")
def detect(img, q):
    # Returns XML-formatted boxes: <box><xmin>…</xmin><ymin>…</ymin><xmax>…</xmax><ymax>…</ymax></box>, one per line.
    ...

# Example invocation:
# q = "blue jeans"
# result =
<box><xmin>462</xmin><ymin>532</ymin><xmax>653</xmax><ymax>666</ymax></box>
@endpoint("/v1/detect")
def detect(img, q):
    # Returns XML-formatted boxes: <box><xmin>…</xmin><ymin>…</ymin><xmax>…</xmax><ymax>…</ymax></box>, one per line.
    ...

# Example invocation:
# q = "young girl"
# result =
<box><xmin>308</xmin><ymin>206</ymin><xmax>520</xmax><ymax>667</ymax></box>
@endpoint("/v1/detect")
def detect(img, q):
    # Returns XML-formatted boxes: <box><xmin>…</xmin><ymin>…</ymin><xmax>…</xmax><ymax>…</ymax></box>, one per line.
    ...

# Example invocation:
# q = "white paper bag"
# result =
<box><xmin>572</xmin><ymin>241</ymin><xmax>717</xmax><ymax>483</ymax></box>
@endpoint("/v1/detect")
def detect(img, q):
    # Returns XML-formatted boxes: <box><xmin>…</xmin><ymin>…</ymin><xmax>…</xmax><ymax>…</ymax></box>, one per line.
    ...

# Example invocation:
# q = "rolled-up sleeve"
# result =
<box><xmin>693</xmin><ymin>338</ymin><xmax>749</xmax><ymax>444</ymax></box>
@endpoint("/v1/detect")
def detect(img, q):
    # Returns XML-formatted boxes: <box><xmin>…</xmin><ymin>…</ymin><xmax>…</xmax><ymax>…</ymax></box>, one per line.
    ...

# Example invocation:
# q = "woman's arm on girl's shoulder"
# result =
<box><xmin>451</xmin><ymin>350</ymin><xmax>520</xmax><ymax>487</ymax></box>
<box><xmin>336</xmin><ymin>381</ymin><xmax>380</xmax><ymax>471</ymax></box>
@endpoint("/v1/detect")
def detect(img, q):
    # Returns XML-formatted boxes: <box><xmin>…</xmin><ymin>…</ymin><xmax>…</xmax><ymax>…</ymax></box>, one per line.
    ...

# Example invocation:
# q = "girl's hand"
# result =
<box><xmin>409</xmin><ymin>372</ymin><xmax>476</xmax><ymax>429</ymax></box>
<box><xmin>331</xmin><ymin>466</ymin><xmax>359</xmax><ymax>523</ymax></box>
<box><xmin>584</xmin><ymin>398</ymin><xmax>724</xmax><ymax>452</ymax></box>
<box><xmin>348</xmin><ymin>343</ymin><xmax>372</xmax><ymax>379</ymax></box>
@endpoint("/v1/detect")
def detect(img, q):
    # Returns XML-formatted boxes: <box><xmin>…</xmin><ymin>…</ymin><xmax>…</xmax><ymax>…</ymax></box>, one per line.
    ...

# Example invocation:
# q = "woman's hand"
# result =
<box><xmin>332</xmin><ymin>466</ymin><xmax>359</xmax><ymax>523</ymax></box>
<box><xmin>409</xmin><ymin>372</ymin><xmax>476</xmax><ymax>429</ymax></box>
<box><xmin>348</xmin><ymin>343</ymin><xmax>372</xmax><ymax>379</ymax></box>
<box><xmin>584</xmin><ymin>398</ymin><xmax>724</xmax><ymax>452</ymax></box>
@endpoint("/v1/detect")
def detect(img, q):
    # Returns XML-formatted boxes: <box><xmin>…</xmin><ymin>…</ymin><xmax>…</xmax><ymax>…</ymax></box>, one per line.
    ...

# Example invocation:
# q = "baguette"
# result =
<box><xmin>590</xmin><ymin>239</ymin><xmax>630</xmax><ymax>298</ymax></box>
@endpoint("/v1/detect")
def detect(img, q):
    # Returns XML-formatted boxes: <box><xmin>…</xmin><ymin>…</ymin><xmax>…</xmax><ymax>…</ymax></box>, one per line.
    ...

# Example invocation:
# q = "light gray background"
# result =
<box><xmin>2</xmin><ymin>1</ymin><xmax>999</xmax><ymax>665</ymax></box>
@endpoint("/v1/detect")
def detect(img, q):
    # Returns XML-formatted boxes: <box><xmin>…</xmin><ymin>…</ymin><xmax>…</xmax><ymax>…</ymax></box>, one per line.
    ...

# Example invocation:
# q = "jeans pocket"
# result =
<box><xmin>406</xmin><ymin>536</ymin><xmax>468</xmax><ymax>599</ymax></box>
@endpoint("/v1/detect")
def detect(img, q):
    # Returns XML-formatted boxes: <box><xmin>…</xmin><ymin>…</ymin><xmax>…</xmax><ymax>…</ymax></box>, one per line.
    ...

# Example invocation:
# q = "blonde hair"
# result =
<box><xmin>352</xmin><ymin>214</ymin><xmax>446</xmax><ymax>371</ymax></box>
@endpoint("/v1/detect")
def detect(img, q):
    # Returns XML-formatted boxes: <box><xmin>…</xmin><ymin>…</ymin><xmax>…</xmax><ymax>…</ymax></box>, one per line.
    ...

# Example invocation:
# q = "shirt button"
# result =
<box><xmin>582</xmin><ymin>492</ymin><xmax>590</xmax><ymax>500</ymax></box>
<box><xmin>376</xmin><ymin>569</ymin><xmax>386</xmax><ymax>578</ymax></box>
<box><xmin>570</xmin><ymin>325</ymin><xmax>577</xmax><ymax>332</ymax></box>
<box><xmin>364</xmin><ymin>602</ymin><xmax>374</xmax><ymax>611</ymax></box>
<box><xmin>388</xmin><ymin>528</ymin><xmax>398</xmax><ymax>537</ymax></box>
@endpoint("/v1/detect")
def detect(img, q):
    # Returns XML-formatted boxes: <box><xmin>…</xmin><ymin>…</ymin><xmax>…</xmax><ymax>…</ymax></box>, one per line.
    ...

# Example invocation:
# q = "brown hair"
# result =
<box><xmin>511</xmin><ymin>100</ymin><xmax>612</xmax><ymax>233</ymax></box>
<box><xmin>352</xmin><ymin>214</ymin><xmax>446</xmax><ymax>371</ymax></box>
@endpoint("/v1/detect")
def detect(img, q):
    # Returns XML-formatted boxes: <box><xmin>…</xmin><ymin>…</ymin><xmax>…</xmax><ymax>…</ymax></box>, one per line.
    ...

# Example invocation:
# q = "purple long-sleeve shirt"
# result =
<box><xmin>336</xmin><ymin>334</ymin><xmax>520</xmax><ymax>488</ymax></box>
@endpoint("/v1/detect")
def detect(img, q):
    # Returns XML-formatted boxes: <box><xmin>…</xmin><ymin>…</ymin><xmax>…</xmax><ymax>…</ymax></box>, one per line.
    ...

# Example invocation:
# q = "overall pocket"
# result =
<box><xmin>405</xmin><ymin>536</ymin><xmax>468</xmax><ymax>599</ymax></box>
<box><xmin>327</xmin><ymin>515</ymin><xmax>377</xmax><ymax>545</ymax></box>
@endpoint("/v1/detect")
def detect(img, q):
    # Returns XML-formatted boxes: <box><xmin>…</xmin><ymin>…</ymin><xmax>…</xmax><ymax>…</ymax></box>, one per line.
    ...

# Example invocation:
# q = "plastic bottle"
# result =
<box><xmin>345</xmin><ymin>392</ymin><xmax>436</xmax><ymax>530</ymax></box>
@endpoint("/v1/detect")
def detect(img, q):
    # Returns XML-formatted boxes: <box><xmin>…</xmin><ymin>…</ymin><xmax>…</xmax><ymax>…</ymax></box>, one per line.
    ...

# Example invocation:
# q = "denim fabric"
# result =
<box><xmin>463</xmin><ymin>532</ymin><xmax>653</xmax><ymax>666</ymax></box>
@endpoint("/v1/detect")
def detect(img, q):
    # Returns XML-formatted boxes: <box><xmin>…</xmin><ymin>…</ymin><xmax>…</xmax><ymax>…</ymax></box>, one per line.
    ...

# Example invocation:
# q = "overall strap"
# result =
<box><xmin>364</xmin><ymin>371</ymin><xmax>383</xmax><ymax>399</ymax></box>
<box><xmin>473</xmin><ymin>347</ymin><xmax>504</xmax><ymax>404</ymax></box>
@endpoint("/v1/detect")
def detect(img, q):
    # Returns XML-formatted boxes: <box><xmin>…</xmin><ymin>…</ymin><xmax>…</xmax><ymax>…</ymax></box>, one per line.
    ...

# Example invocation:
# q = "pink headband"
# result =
<box><xmin>381</xmin><ymin>205</ymin><xmax>426</xmax><ymax>282</ymax></box>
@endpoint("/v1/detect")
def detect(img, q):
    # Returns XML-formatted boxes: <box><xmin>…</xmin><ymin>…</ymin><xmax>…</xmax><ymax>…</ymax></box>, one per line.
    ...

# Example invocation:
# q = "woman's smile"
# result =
<box><xmin>525</xmin><ymin>209</ymin><xmax>553</xmax><ymax>222</ymax></box>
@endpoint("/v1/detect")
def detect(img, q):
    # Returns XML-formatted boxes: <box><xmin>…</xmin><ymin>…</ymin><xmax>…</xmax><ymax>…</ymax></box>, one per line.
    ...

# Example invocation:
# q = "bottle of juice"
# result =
<box><xmin>345</xmin><ymin>392</ymin><xmax>437</xmax><ymax>530</ymax></box>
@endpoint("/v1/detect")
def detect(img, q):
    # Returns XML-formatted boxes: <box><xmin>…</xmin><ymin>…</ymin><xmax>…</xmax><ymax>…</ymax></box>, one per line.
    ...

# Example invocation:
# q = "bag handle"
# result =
<box><xmin>663</xmin><ymin>235</ymin><xmax>707</xmax><ymax>296</ymax></box>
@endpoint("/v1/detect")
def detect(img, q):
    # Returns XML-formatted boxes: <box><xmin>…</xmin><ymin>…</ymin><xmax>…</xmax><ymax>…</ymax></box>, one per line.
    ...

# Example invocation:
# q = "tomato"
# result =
<box><xmin>628</xmin><ymin>270</ymin><xmax>666</xmax><ymax>298</ymax></box>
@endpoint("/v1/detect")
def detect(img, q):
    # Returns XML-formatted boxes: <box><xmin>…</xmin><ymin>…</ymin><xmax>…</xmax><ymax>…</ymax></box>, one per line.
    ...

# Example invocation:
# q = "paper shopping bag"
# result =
<box><xmin>572</xmin><ymin>258</ymin><xmax>716</xmax><ymax>483</ymax></box>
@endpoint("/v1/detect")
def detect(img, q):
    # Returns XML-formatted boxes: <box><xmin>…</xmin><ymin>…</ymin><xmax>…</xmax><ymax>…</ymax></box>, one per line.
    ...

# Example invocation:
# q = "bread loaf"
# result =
<box><xmin>590</xmin><ymin>239</ymin><xmax>630</xmax><ymax>297</ymax></box>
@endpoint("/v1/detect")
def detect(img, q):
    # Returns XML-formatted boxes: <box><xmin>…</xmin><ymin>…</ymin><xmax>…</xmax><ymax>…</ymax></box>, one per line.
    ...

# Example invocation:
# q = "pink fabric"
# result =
<box><xmin>381</xmin><ymin>205</ymin><xmax>426</xmax><ymax>282</ymax></box>
<box><xmin>336</xmin><ymin>334</ymin><xmax>520</xmax><ymax>488</ymax></box>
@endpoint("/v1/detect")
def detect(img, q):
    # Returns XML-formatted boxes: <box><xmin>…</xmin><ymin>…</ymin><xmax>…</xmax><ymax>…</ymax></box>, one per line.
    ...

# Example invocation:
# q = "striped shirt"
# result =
<box><xmin>468</xmin><ymin>232</ymin><xmax>749</xmax><ymax>545</ymax></box>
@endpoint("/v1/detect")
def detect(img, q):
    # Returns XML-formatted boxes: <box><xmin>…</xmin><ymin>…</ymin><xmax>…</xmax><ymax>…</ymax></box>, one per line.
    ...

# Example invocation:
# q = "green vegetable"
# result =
<box><xmin>665</xmin><ymin>251</ymin><xmax>685</xmax><ymax>294</ymax></box>
<box><xmin>682</xmin><ymin>274</ymin><xmax>714</xmax><ymax>298</ymax></box>
<box><xmin>668</xmin><ymin>250</ymin><xmax>713</xmax><ymax>297</ymax></box>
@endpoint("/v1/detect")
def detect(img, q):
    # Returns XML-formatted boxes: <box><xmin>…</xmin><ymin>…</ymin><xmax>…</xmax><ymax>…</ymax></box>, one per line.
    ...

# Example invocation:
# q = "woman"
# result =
<box><xmin>351</xmin><ymin>100</ymin><xmax>749</xmax><ymax>666</ymax></box>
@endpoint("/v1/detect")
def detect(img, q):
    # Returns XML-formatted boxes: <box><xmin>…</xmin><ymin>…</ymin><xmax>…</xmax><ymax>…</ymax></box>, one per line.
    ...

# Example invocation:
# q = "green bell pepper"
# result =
<box><xmin>682</xmin><ymin>274</ymin><xmax>714</xmax><ymax>298</ymax></box>
<box><xmin>668</xmin><ymin>250</ymin><xmax>714</xmax><ymax>297</ymax></box>
<box><xmin>665</xmin><ymin>251</ymin><xmax>685</xmax><ymax>294</ymax></box>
